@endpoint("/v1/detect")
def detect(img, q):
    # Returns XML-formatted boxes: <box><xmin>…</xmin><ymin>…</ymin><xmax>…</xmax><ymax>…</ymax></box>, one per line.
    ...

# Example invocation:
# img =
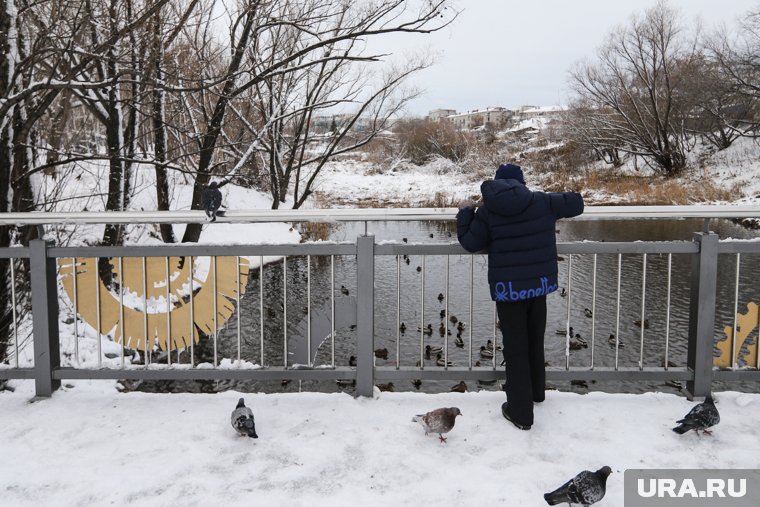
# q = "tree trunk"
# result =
<box><xmin>102</xmin><ymin>0</ymin><xmax>125</xmax><ymax>246</ymax></box>
<box><xmin>181</xmin><ymin>9</ymin><xmax>257</xmax><ymax>243</ymax></box>
<box><xmin>45</xmin><ymin>89</ymin><xmax>73</xmax><ymax>172</ymax></box>
<box><xmin>151</xmin><ymin>11</ymin><xmax>175</xmax><ymax>243</ymax></box>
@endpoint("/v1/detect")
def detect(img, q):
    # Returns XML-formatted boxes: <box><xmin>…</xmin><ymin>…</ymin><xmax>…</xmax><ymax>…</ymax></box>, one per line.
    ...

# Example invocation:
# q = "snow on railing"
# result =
<box><xmin>1</xmin><ymin>205</ymin><xmax>760</xmax><ymax>225</ymax></box>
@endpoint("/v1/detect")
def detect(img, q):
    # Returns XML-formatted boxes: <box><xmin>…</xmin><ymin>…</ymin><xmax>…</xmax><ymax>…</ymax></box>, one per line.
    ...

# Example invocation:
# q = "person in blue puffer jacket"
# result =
<box><xmin>457</xmin><ymin>163</ymin><xmax>583</xmax><ymax>430</ymax></box>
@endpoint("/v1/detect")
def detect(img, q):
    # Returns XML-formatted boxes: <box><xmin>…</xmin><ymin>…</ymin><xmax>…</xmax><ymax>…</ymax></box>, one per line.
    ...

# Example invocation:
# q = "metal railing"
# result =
<box><xmin>1</xmin><ymin>206</ymin><xmax>759</xmax><ymax>399</ymax></box>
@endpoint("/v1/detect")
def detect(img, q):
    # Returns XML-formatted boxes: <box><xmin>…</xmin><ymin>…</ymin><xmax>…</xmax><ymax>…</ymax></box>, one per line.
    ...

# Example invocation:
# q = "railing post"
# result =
<box><xmin>686</xmin><ymin>232</ymin><xmax>718</xmax><ymax>400</ymax></box>
<box><xmin>355</xmin><ymin>234</ymin><xmax>375</xmax><ymax>397</ymax></box>
<box><xmin>29</xmin><ymin>239</ymin><xmax>61</xmax><ymax>397</ymax></box>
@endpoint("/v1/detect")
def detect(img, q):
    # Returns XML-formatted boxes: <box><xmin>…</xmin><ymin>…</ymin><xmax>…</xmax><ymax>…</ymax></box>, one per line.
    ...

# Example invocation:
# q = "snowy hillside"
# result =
<box><xmin>312</xmin><ymin>135</ymin><xmax>760</xmax><ymax>212</ymax></box>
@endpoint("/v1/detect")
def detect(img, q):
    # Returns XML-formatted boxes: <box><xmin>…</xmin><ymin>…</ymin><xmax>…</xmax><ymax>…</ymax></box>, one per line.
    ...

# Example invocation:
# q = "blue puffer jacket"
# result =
<box><xmin>457</xmin><ymin>178</ymin><xmax>584</xmax><ymax>302</ymax></box>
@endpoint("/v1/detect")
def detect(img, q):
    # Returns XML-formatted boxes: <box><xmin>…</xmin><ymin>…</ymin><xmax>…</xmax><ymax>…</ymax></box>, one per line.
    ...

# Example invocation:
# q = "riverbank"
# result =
<box><xmin>1</xmin><ymin>381</ymin><xmax>758</xmax><ymax>507</ymax></box>
<box><xmin>310</xmin><ymin>136</ymin><xmax>760</xmax><ymax>221</ymax></box>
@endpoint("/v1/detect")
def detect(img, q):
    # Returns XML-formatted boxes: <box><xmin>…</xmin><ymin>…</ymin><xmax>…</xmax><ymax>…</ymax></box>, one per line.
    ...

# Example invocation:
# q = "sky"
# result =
<box><xmin>391</xmin><ymin>0</ymin><xmax>759</xmax><ymax>116</ymax></box>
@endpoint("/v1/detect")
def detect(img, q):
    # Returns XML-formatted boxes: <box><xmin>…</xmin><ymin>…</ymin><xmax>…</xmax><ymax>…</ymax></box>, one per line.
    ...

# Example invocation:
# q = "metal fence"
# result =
<box><xmin>1</xmin><ymin>206</ymin><xmax>759</xmax><ymax>399</ymax></box>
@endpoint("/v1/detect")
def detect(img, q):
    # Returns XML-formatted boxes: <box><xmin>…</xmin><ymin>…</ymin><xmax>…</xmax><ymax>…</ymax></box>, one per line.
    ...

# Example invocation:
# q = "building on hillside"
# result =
<box><xmin>310</xmin><ymin>114</ymin><xmax>374</xmax><ymax>133</ymax></box>
<box><xmin>433</xmin><ymin>107</ymin><xmax>512</xmax><ymax>129</ymax></box>
<box><xmin>426</xmin><ymin>105</ymin><xmax>563</xmax><ymax>132</ymax></box>
<box><xmin>428</xmin><ymin>108</ymin><xmax>457</xmax><ymax>121</ymax></box>
<box><xmin>511</xmin><ymin>105</ymin><xmax>565</xmax><ymax>122</ymax></box>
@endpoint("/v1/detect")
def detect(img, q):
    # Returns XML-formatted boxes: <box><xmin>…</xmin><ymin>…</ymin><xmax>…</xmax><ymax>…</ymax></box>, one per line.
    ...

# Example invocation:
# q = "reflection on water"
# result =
<box><xmin>128</xmin><ymin>218</ymin><xmax>760</xmax><ymax>395</ymax></box>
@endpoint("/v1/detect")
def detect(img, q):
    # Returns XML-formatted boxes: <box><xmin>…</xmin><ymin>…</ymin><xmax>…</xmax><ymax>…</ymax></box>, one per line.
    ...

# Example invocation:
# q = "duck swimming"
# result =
<box><xmin>485</xmin><ymin>339</ymin><xmax>502</xmax><ymax>352</ymax></box>
<box><xmin>568</xmin><ymin>334</ymin><xmax>588</xmax><ymax>350</ymax></box>
<box><xmin>436</xmin><ymin>353</ymin><xmax>452</xmax><ymax>367</ymax></box>
<box><xmin>450</xmin><ymin>381</ymin><xmax>467</xmax><ymax>393</ymax></box>
<box><xmin>573</xmin><ymin>333</ymin><xmax>588</xmax><ymax>347</ymax></box>
<box><xmin>634</xmin><ymin>318</ymin><xmax>650</xmax><ymax>329</ymax></box>
<box><xmin>479</xmin><ymin>346</ymin><xmax>494</xmax><ymax>359</ymax></box>
<box><xmin>426</xmin><ymin>344</ymin><xmax>443</xmax><ymax>355</ymax></box>
<box><xmin>608</xmin><ymin>333</ymin><xmax>625</xmax><ymax>348</ymax></box>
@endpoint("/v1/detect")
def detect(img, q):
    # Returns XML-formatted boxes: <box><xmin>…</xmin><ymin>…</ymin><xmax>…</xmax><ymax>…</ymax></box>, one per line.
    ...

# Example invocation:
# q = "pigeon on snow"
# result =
<box><xmin>672</xmin><ymin>396</ymin><xmax>720</xmax><ymax>435</ymax></box>
<box><xmin>412</xmin><ymin>407</ymin><xmax>461</xmax><ymax>443</ymax></box>
<box><xmin>544</xmin><ymin>466</ymin><xmax>612</xmax><ymax>506</ymax></box>
<box><xmin>231</xmin><ymin>398</ymin><xmax>258</xmax><ymax>438</ymax></box>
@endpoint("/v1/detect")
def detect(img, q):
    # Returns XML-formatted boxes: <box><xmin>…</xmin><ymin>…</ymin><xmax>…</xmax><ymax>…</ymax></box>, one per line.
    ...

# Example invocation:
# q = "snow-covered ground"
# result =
<box><xmin>1</xmin><ymin>381</ymin><xmax>758</xmax><ymax>507</ymax></box>
<box><xmin>313</xmin><ymin>158</ymin><xmax>481</xmax><ymax>206</ymax></box>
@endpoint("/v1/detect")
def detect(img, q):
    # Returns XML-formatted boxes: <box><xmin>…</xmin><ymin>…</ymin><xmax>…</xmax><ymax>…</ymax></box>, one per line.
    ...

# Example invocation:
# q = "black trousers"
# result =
<box><xmin>497</xmin><ymin>296</ymin><xmax>547</xmax><ymax>426</ymax></box>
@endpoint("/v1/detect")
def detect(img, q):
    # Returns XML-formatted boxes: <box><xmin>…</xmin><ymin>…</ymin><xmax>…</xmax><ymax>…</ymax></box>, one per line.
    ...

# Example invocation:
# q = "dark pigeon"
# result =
<box><xmin>544</xmin><ymin>466</ymin><xmax>612</xmax><ymax>506</ymax></box>
<box><xmin>412</xmin><ymin>407</ymin><xmax>462</xmax><ymax>443</ymax></box>
<box><xmin>231</xmin><ymin>398</ymin><xmax>258</xmax><ymax>438</ymax></box>
<box><xmin>201</xmin><ymin>181</ymin><xmax>224</xmax><ymax>221</ymax></box>
<box><xmin>672</xmin><ymin>396</ymin><xmax>720</xmax><ymax>435</ymax></box>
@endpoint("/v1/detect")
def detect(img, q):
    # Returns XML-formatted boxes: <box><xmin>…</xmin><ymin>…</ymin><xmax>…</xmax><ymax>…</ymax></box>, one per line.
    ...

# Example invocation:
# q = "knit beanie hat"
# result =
<box><xmin>495</xmin><ymin>163</ymin><xmax>525</xmax><ymax>184</ymax></box>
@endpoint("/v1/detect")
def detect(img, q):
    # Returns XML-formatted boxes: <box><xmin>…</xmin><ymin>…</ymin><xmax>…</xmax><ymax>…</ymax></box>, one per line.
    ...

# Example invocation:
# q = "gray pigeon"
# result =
<box><xmin>544</xmin><ymin>466</ymin><xmax>612</xmax><ymax>506</ymax></box>
<box><xmin>412</xmin><ymin>407</ymin><xmax>462</xmax><ymax>443</ymax></box>
<box><xmin>201</xmin><ymin>181</ymin><xmax>224</xmax><ymax>221</ymax></box>
<box><xmin>231</xmin><ymin>398</ymin><xmax>258</xmax><ymax>438</ymax></box>
<box><xmin>672</xmin><ymin>396</ymin><xmax>719</xmax><ymax>435</ymax></box>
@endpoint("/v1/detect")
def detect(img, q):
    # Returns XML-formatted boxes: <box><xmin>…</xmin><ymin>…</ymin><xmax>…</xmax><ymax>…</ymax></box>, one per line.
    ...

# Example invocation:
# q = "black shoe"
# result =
<box><xmin>501</xmin><ymin>402</ymin><xmax>531</xmax><ymax>430</ymax></box>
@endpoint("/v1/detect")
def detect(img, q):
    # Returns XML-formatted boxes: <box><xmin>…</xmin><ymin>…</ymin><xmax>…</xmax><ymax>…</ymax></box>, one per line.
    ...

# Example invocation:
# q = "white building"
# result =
<box><xmin>426</xmin><ymin>105</ymin><xmax>563</xmax><ymax>131</ymax></box>
<box><xmin>427</xmin><ymin>108</ymin><xmax>457</xmax><ymax>121</ymax></box>
<box><xmin>432</xmin><ymin>107</ymin><xmax>512</xmax><ymax>129</ymax></box>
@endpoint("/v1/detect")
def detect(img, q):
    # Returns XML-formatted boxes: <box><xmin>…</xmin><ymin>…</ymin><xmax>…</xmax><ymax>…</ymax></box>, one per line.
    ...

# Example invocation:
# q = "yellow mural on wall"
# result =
<box><xmin>58</xmin><ymin>256</ymin><xmax>249</xmax><ymax>352</ymax></box>
<box><xmin>715</xmin><ymin>302</ymin><xmax>759</xmax><ymax>368</ymax></box>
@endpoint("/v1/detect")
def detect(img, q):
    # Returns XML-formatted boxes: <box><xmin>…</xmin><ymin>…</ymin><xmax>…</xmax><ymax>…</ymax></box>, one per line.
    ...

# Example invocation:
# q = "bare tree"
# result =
<box><xmin>177</xmin><ymin>0</ymin><xmax>454</xmax><ymax>242</ymax></box>
<box><xmin>678</xmin><ymin>53</ymin><xmax>753</xmax><ymax>150</ymax></box>
<box><xmin>2</xmin><ymin>0</ymin><xmax>453</xmax><ymax>245</ymax></box>
<box><xmin>147</xmin><ymin>0</ymin><xmax>202</xmax><ymax>243</ymax></box>
<box><xmin>230</xmin><ymin>33</ymin><xmax>431</xmax><ymax>209</ymax></box>
<box><xmin>706</xmin><ymin>9</ymin><xmax>760</xmax><ymax>138</ymax></box>
<box><xmin>567</xmin><ymin>0</ymin><xmax>698</xmax><ymax>176</ymax></box>
<box><xmin>561</xmin><ymin>102</ymin><xmax>623</xmax><ymax>167</ymax></box>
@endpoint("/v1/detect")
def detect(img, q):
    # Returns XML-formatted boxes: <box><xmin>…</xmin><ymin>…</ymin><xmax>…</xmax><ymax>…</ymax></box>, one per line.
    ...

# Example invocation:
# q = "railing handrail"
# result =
<box><xmin>2</xmin><ymin>204</ymin><xmax>760</xmax><ymax>225</ymax></box>
<box><xmin>3</xmin><ymin>232</ymin><xmax>760</xmax><ymax>398</ymax></box>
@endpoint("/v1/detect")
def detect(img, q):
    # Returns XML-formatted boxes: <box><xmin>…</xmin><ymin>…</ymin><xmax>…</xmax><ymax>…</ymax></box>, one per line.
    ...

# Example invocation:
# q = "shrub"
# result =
<box><xmin>392</xmin><ymin>118</ymin><xmax>472</xmax><ymax>165</ymax></box>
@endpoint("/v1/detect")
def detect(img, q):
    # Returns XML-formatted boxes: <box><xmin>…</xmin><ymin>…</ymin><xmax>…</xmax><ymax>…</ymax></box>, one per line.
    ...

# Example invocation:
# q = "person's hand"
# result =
<box><xmin>459</xmin><ymin>199</ymin><xmax>476</xmax><ymax>209</ymax></box>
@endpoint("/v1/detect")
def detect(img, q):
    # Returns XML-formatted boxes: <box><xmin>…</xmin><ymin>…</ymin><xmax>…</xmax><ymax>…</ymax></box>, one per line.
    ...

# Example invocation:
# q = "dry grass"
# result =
<box><xmin>298</xmin><ymin>192</ymin><xmax>338</xmax><ymax>240</ymax></box>
<box><xmin>521</xmin><ymin>141</ymin><xmax>743</xmax><ymax>205</ymax></box>
<box><xmin>417</xmin><ymin>192</ymin><xmax>461</xmax><ymax>208</ymax></box>
<box><xmin>300</xmin><ymin>221</ymin><xmax>335</xmax><ymax>241</ymax></box>
<box><xmin>542</xmin><ymin>169</ymin><xmax>739</xmax><ymax>205</ymax></box>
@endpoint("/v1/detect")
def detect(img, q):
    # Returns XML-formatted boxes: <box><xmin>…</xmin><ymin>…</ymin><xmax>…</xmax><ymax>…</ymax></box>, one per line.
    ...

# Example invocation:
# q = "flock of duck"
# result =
<box><xmin>555</xmin><ymin>303</ymin><xmax>650</xmax><ymax>351</ymax></box>
<box><xmin>347</xmin><ymin>272</ymin><xmax>659</xmax><ymax>393</ymax></box>
<box><xmin>388</xmin><ymin>294</ymin><xmax>501</xmax><ymax>357</ymax></box>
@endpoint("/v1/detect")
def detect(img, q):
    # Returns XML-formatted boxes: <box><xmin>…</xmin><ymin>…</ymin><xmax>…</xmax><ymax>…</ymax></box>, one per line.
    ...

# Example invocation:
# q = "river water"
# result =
<box><xmin>128</xmin><ymin>218</ymin><xmax>760</xmax><ymax>395</ymax></box>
